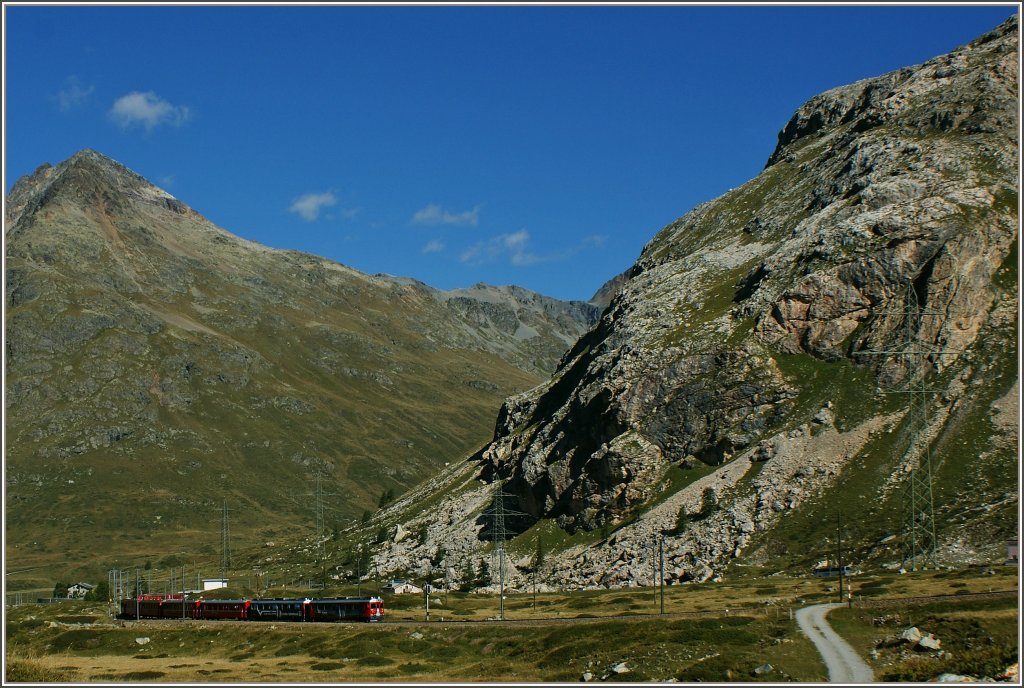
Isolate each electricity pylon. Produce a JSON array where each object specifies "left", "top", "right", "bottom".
[
  {"left": 480, "top": 480, "right": 527, "bottom": 620},
  {"left": 856, "top": 281, "right": 959, "bottom": 571},
  {"left": 220, "top": 500, "right": 231, "bottom": 580}
]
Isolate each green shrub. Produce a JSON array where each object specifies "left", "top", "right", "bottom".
[
  {"left": 356, "top": 655, "right": 393, "bottom": 667},
  {"left": 310, "top": 662, "right": 346, "bottom": 671}
]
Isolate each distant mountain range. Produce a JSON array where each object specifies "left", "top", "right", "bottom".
[{"left": 4, "top": 149, "right": 599, "bottom": 582}]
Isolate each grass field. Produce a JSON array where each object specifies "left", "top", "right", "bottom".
[
  {"left": 6, "top": 567, "right": 1017, "bottom": 682},
  {"left": 6, "top": 605, "right": 823, "bottom": 682},
  {"left": 828, "top": 595, "right": 1019, "bottom": 681}
]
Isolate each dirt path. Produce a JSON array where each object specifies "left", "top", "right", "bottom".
[{"left": 795, "top": 603, "right": 873, "bottom": 683}]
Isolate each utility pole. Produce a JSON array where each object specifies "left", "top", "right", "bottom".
[
  {"left": 837, "top": 512, "right": 844, "bottom": 604},
  {"left": 315, "top": 473, "right": 325, "bottom": 580},
  {"left": 652, "top": 542, "right": 658, "bottom": 608},
  {"left": 659, "top": 535, "right": 665, "bottom": 615},
  {"left": 356, "top": 545, "right": 363, "bottom": 596},
  {"left": 532, "top": 568, "right": 537, "bottom": 612}
]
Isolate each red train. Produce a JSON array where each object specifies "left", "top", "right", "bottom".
[{"left": 120, "top": 595, "right": 384, "bottom": 622}]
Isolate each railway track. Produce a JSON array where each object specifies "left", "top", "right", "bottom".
[{"left": 115, "top": 589, "right": 1016, "bottom": 629}]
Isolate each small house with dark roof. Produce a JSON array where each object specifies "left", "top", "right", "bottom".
[
  {"left": 67, "top": 582, "right": 95, "bottom": 598},
  {"left": 382, "top": 579, "right": 422, "bottom": 594}
]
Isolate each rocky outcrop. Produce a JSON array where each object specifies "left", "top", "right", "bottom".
[
  {"left": 366, "top": 18, "right": 1018, "bottom": 588},
  {"left": 588, "top": 267, "right": 638, "bottom": 310},
  {"left": 478, "top": 16, "right": 1017, "bottom": 531}
]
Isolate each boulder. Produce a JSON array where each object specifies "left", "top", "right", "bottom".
[
  {"left": 606, "top": 662, "right": 630, "bottom": 677},
  {"left": 900, "top": 626, "right": 923, "bottom": 644},
  {"left": 812, "top": 406, "right": 834, "bottom": 425},
  {"left": 995, "top": 663, "right": 1019, "bottom": 681}
]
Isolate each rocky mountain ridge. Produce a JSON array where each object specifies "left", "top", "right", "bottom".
[
  {"left": 4, "top": 149, "right": 598, "bottom": 575},
  {"left": 361, "top": 17, "right": 1018, "bottom": 590}
]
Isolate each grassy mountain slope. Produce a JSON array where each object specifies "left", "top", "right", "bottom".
[{"left": 4, "top": 150, "right": 598, "bottom": 585}]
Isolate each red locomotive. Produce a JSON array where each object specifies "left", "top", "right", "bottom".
[{"left": 305, "top": 597, "right": 385, "bottom": 622}]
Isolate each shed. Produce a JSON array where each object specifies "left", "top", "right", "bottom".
[{"left": 382, "top": 580, "right": 422, "bottom": 594}]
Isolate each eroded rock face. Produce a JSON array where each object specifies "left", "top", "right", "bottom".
[{"left": 476, "top": 18, "right": 1018, "bottom": 537}]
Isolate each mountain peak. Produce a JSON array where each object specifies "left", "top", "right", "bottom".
[
  {"left": 6, "top": 149, "right": 189, "bottom": 232},
  {"left": 68, "top": 147, "right": 114, "bottom": 164},
  {"left": 62, "top": 148, "right": 166, "bottom": 195}
]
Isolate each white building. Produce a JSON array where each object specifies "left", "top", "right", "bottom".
[
  {"left": 66, "top": 582, "right": 95, "bottom": 598},
  {"left": 382, "top": 579, "right": 422, "bottom": 594},
  {"left": 201, "top": 578, "right": 228, "bottom": 591}
]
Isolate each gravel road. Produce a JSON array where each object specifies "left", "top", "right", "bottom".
[{"left": 795, "top": 603, "right": 874, "bottom": 683}]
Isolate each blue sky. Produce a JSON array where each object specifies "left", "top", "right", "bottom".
[{"left": 3, "top": 4, "right": 1018, "bottom": 302}]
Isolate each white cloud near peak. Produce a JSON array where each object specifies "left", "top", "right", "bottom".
[
  {"left": 56, "top": 75, "right": 95, "bottom": 112},
  {"left": 108, "top": 91, "right": 192, "bottom": 131},
  {"left": 289, "top": 192, "right": 337, "bottom": 222},
  {"left": 411, "top": 203, "right": 481, "bottom": 227}
]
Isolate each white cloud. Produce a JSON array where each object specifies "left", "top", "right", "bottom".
[
  {"left": 108, "top": 91, "right": 192, "bottom": 131},
  {"left": 460, "top": 230, "right": 607, "bottom": 267},
  {"left": 422, "top": 239, "right": 445, "bottom": 254},
  {"left": 411, "top": 203, "right": 481, "bottom": 227},
  {"left": 289, "top": 192, "right": 337, "bottom": 221},
  {"left": 56, "top": 76, "right": 95, "bottom": 111},
  {"left": 460, "top": 229, "right": 539, "bottom": 266}
]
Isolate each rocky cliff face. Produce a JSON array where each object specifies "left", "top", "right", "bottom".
[
  {"left": 588, "top": 267, "right": 637, "bottom": 310},
  {"left": 364, "top": 18, "right": 1018, "bottom": 590},
  {"left": 4, "top": 150, "right": 597, "bottom": 572}
]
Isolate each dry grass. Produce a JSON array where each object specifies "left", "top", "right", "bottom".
[{"left": 6, "top": 567, "right": 1016, "bottom": 683}]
